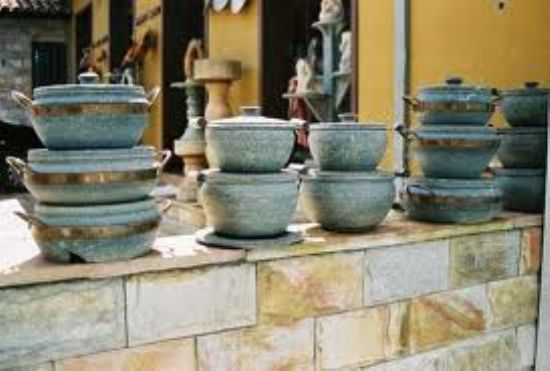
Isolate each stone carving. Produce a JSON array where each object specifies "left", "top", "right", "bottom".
[
  {"left": 295, "top": 59, "right": 321, "bottom": 94},
  {"left": 339, "top": 31, "right": 352, "bottom": 73},
  {"left": 319, "top": 0, "right": 344, "bottom": 23},
  {"left": 183, "top": 39, "right": 205, "bottom": 80}
]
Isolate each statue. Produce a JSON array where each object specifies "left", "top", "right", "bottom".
[
  {"left": 183, "top": 39, "right": 205, "bottom": 80},
  {"left": 319, "top": 0, "right": 344, "bottom": 23},
  {"left": 339, "top": 31, "right": 352, "bottom": 73},
  {"left": 295, "top": 59, "right": 321, "bottom": 94}
]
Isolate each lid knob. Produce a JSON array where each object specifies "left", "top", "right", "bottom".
[
  {"left": 525, "top": 81, "right": 540, "bottom": 89},
  {"left": 240, "top": 106, "right": 262, "bottom": 116},
  {"left": 446, "top": 77, "right": 463, "bottom": 86},
  {"left": 78, "top": 72, "right": 100, "bottom": 84},
  {"left": 338, "top": 113, "right": 358, "bottom": 122}
]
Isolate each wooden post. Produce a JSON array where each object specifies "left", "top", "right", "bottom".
[{"left": 535, "top": 95, "right": 550, "bottom": 370}]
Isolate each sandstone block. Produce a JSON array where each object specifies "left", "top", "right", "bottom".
[
  {"left": 488, "top": 276, "right": 538, "bottom": 329},
  {"left": 520, "top": 228, "right": 542, "bottom": 275}
]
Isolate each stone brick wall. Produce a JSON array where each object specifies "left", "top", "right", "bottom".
[
  {"left": 0, "top": 18, "right": 69, "bottom": 126},
  {"left": 0, "top": 223, "right": 541, "bottom": 370}
]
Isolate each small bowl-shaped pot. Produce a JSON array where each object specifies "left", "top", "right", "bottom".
[
  {"left": 493, "top": 168, "right": 545, "bottom": 213},
  {"left": 404, "top": 77, "right": 496, "bottom": 126},
  {"left": 16, "top": 198, "right": 163, "bottom": 263},
  {"left": 206, "top": 107, "right": 296, "bottom": 173},
  {"left": 501, "top": 82, "right": 549, "bottom": 127},
  {"left": 300, "top": 171, "right": 395, "bottom": 232},
  {"left": 397, "top": 125, "right": 500, "bottom": 178},
  {"left": 309, "top": 122, "right": 387, "bottom": 171},
  {"left": 199, "top": 170, "right": 299, "bottom": 238},
  {"left": 497, "top": 127, "right": 547, "bottom": 169},
  {"left": 403, "top": 178, "right": 502, "bottom": 224},
  {"left": 11, "top": 72, "right": 160, "bottom": 150}
]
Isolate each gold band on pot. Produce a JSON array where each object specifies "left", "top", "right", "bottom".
[
  {"left": 32, "top": 103, "right": 148, "bottom": 117},
  {"left": 413, "top": 139, "right": 499, "bottom": 149},
  {"left": 413, "top": 101, "right": 495, "bottom": 113},
  {"left": 26, "top": 168, "right": 158, "bottom": 186},
  {"left": 32, "top": 219, "right": 160, "bottom": 243}
]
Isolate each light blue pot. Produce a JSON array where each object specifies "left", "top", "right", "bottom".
[
  {"left": 493, "top": 168, "right": 545, "bottom": 213},
  {"left": 501, "top": 82, "right": 549, "bottom": 127}
]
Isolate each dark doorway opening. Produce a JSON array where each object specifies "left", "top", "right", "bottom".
[
  {"left": 32, "top": 42, "right": 68, "bottom": 88},
  {"left": 75, "top": 5, "right": 92, "bottom": 74},
  {"left": 110, "top": 0, "right": 135, "bottom": 70}
]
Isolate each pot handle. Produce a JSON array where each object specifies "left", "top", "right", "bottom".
[
  {"left": 406, "top": 184, "right": 435, "bottom": 197},
  {"left": 525, "top": 81, "right": 540, "bottom": 89},
  {"left": 155, "top": 150, "right": 172, "bottom": 174},
  {"left": 6, "top": 156, "right": 28, "bottom": 179},
  {"left": 155, "top": 199, "right": 173, "bottom": 214},
  {"left": 403, "top": 96, "right": 419, "bottom": 110},
  {"left": 11, "top": 91, "right": 33, "bottom": 111},
  {"left": 146, "top": 87, "right": 161, "bottom": 109},
  {"left": 395, "top": 124, "right": 418, "bottom": 140},
  {"left": 14, "top": 211, "right": 47, "bottom": 228}
]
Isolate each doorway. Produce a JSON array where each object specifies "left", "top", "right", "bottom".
[
  {"left": 75, "top": 5, "right": 92, "bottom": 74},
  {"left": 110, "top": 0, "right": 134, "bottom": 71}
]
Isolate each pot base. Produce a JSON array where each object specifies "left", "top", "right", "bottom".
[{"left": 196, "top": 228, "right": 303, "bottom": 250}]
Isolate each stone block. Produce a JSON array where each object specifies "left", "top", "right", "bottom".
[
  {"left": 517, "top": 324, "right": 537, "bottom": 369},
  {"left": 407, "top": 286, "right": 490, "bottom": 353},
  {"left": 520, "top": 228, "right": 542, "bottom": 275},
  {"left": 126, "top": 264, "right": 256, "bottom": 346},
  {"left": 316, "top": 303, "right": 409, "bottom": 370},
  {"left": 0, "top": 279, "right": 126, "bottom": 369},
  {"left": 258, "top": 253, "right": 363, "bottom": 324},
  {"left": 450, "top": 231, "right": 520, "bottom": 288},
  {"left": 198, "top": 319, "right": 314, "bottom": 371},
  {"left": 364, "top": 240, "right": 449, "bottom": 305},
  {"left": 488, "top": 276, "right": 538, "bottom": 329},
  {"left": 2, "top": 363, "right": 54, "bottom": 371},
  {"left": 55, "top": 339, "right": 195, "bottom": 371}
]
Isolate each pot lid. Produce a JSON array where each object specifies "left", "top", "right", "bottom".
[
  {"left": 493, "top": 168, "right": 546, "bottom": 177},
  {"left": 28, "top": 146, "right": 156, "bottom": 163},
  {"left": 303, "top": 170, "right": 394, "bottom": 182},
  {"left": 497, "top": 127, "right": 548, "bottom": 135},
  {"left": 201, "top": 169, "right": 298, "bottom": 184},
  {"left": 408, "top": 177, "right": 497, "bottom": 190},
  {"left": 33, "top": 72, "right": 147, "bottom": 103},
  {"left": 209, "top": 106, "right": 294, "bottom": 128},
  {"left": 418, "top": 77, "right": 492, "bottom": 95},
  {"left": 35, "top": 197, "right": 157, "bottom": 217},
  {"left": 502, "top": 81, "right": 550, "bottom": 96}
]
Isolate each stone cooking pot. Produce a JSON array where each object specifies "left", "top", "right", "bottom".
[
  {"left": 501, "top": 82, "right": 549, "bottom": 127},
  {"left": 493, "top": 168, "right": 545, "bottom": 213},
  {"left": 199, "top": 170, "right": 299, "bottom": 238},
  {"left": 404, "top": 77, "right": 497, "bottom": 126},
  {"left": 206, "top": 106, "right": 297, "bottom": 173},
  {"left": 397, "top": 125, "right": 500, "bottom": 179},
  {"left": 497, "top": 127, "right": 547, "bottom": 168},
  {"left": 309, "top": 119, "right": 387, "bottom": 171},
  {"left": 15, "top": 198, "right": 167, "bottom": 263},
  {"left": 403, "top": 178, "right": 502, "bottom": 224},
  {"left": 12, "top": 72, "right": 160, "bottom": 149},
  {"left": 6, "top": 148, "right": 171, "bottom": 205},
  {"left": 300, "top": 171, "right": 395, "bottom": 232}
]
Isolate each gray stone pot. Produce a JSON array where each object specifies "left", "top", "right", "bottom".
[
  {"left": 497, "top": 127, "right": 547, "bottom": 169},
  {"left": 403, "top": 178, "right": 502, "bottom": 224},
  {"left": 493, "top": 168, "right": 545, "bottom": 213},
  {"left": 309, "top": 122, "right": 387, "bottom": 171},
  {"left": 397, "top": 125, "right": 500, "bottom": 179},
  {"left": 300, "top": 171, "right": 395, "bottom": 232},
  {"left": 199, "top": 170, "right": 299, "bottom": 238},
  {"left": 501, "top": 82, "right": 549, "bottom": 127},
  {"left": 11, "top": 72, "right": 160, "bottom": 150},
  {"left": 206, "top": 107, "right": 297, "bottom": 173}
]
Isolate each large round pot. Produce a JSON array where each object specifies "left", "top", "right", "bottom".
[
  {"left": 497, "top": 127, "right": 547, "bottom": 168},
  {"left": 501, "top": 82, "right": 549, "bottom": 127},
  {"left": 397, "top": 125, "right": 500, "bottom": 178},
  {"left": 403, "top": 178, "right": 502, "bottom": 224},
  {"left": 300, "top": 171, "right": 395, "bottom": 232},
  {"left": 404, "top": 77, "right": 496, "bottom": 126},
  {"left": 199, "top": 170, "right": 299, "bottom": 238},
  {"left": 6, "top": 148, "right": 170, "bottom": 205},
  {"left": 11, "top": 72, "right": 160, "bottom": 149},
  {"left": 16, "top": 198, "right": 164, "bottom": 263},
  {"left": 206, "top": 106, "right": 296, "bottom": 173},
  {"left": 493, "top": 168, "right": 545, "bottom": 213},
  {"left": 309, "top": 122, "right": 387, "bottom": 171}
]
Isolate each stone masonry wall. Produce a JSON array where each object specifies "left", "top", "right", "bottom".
[
  {"left": 0, "top": 225, "right": 541, "bottom": 370},
  {"left": 0, "top": 18, "right": 68, "bottom": 126}
]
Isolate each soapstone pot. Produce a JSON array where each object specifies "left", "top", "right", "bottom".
[
  {"left": 497, "top": 127, "right": 547, "bottom": 169},
  {"left": 493, "top": 168, "right": 545, "bottom": 213},
  {"left": 501, "top": 82, "right": 549, "bottom": 127}
]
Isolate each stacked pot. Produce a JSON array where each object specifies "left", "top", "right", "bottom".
[
  {"left": 493, "top": 82, "right": 548, "bottom": 213},
  {"left": 400, "top": 77, "right": 503, "bottom": 224},
  {"left": 197, "top": 107, "right": 301, "bottom": 246},
  {"left": 300, "top": 115, "right": 395, "bottom": 232},
  {"left": 8, "top": 72, "right": 168, "bottom": 263}
]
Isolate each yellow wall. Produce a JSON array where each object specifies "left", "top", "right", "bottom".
[{"left": 208, "top": 0, "right": 260, "bottom": 110}]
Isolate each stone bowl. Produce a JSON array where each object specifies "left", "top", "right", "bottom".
[
  {"left": 403, "top": 178, "right": 502, "bottom": 224},
  {"left": 493, "top": 168, "right": 545, "bottom": 213},
  {"left": 300, "top": 171, "right": 395, "bottom": 232},
  {"left": 497, "top": 127, "right": 547, "bottom": 169},
  {"left": 199, "top": 170, "right": 299, "bottom": 238},
  {"left": 309, "top": 123, "right": 387, "bottom": 171}
]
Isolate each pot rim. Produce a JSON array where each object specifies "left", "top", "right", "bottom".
[
  {"left": 28, "top": 146, "right": 157, "bottom": 163},
  {"left": 497, "top": 127, "right": 548, "bottom": 135},
  {"left": 310, "top": 122, "right": 387, "bottom": 131},
  {"left": 416, "top": 77, "right": 492, "bottom": 95},
  {"left": 35, "top": 197, "right": 158, "bottom": 215},
  {"left": 207, "top": 123, "right": 298, "bottom": 130},
  {"left": 493, "top": 168, "right": 546, "bottom": 177},
  {"left": 301, "top": 170, "right": 394, "bottom": 182},
  {"left": 201, "top": 170, "right": 299, "bottom": 184},
  {"left": 407, "top": 177, "right": 497, "bottom": 190}
]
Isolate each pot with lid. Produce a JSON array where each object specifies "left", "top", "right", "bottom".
[
  {"left": 11, "top": 72, "right": 160, "bottom": 149},
  {"left": 501, "top": 82, "right": 549, "bottom": 127},
  {"left": 404, "top": 77, "right": 497, "bottom": 126}
]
